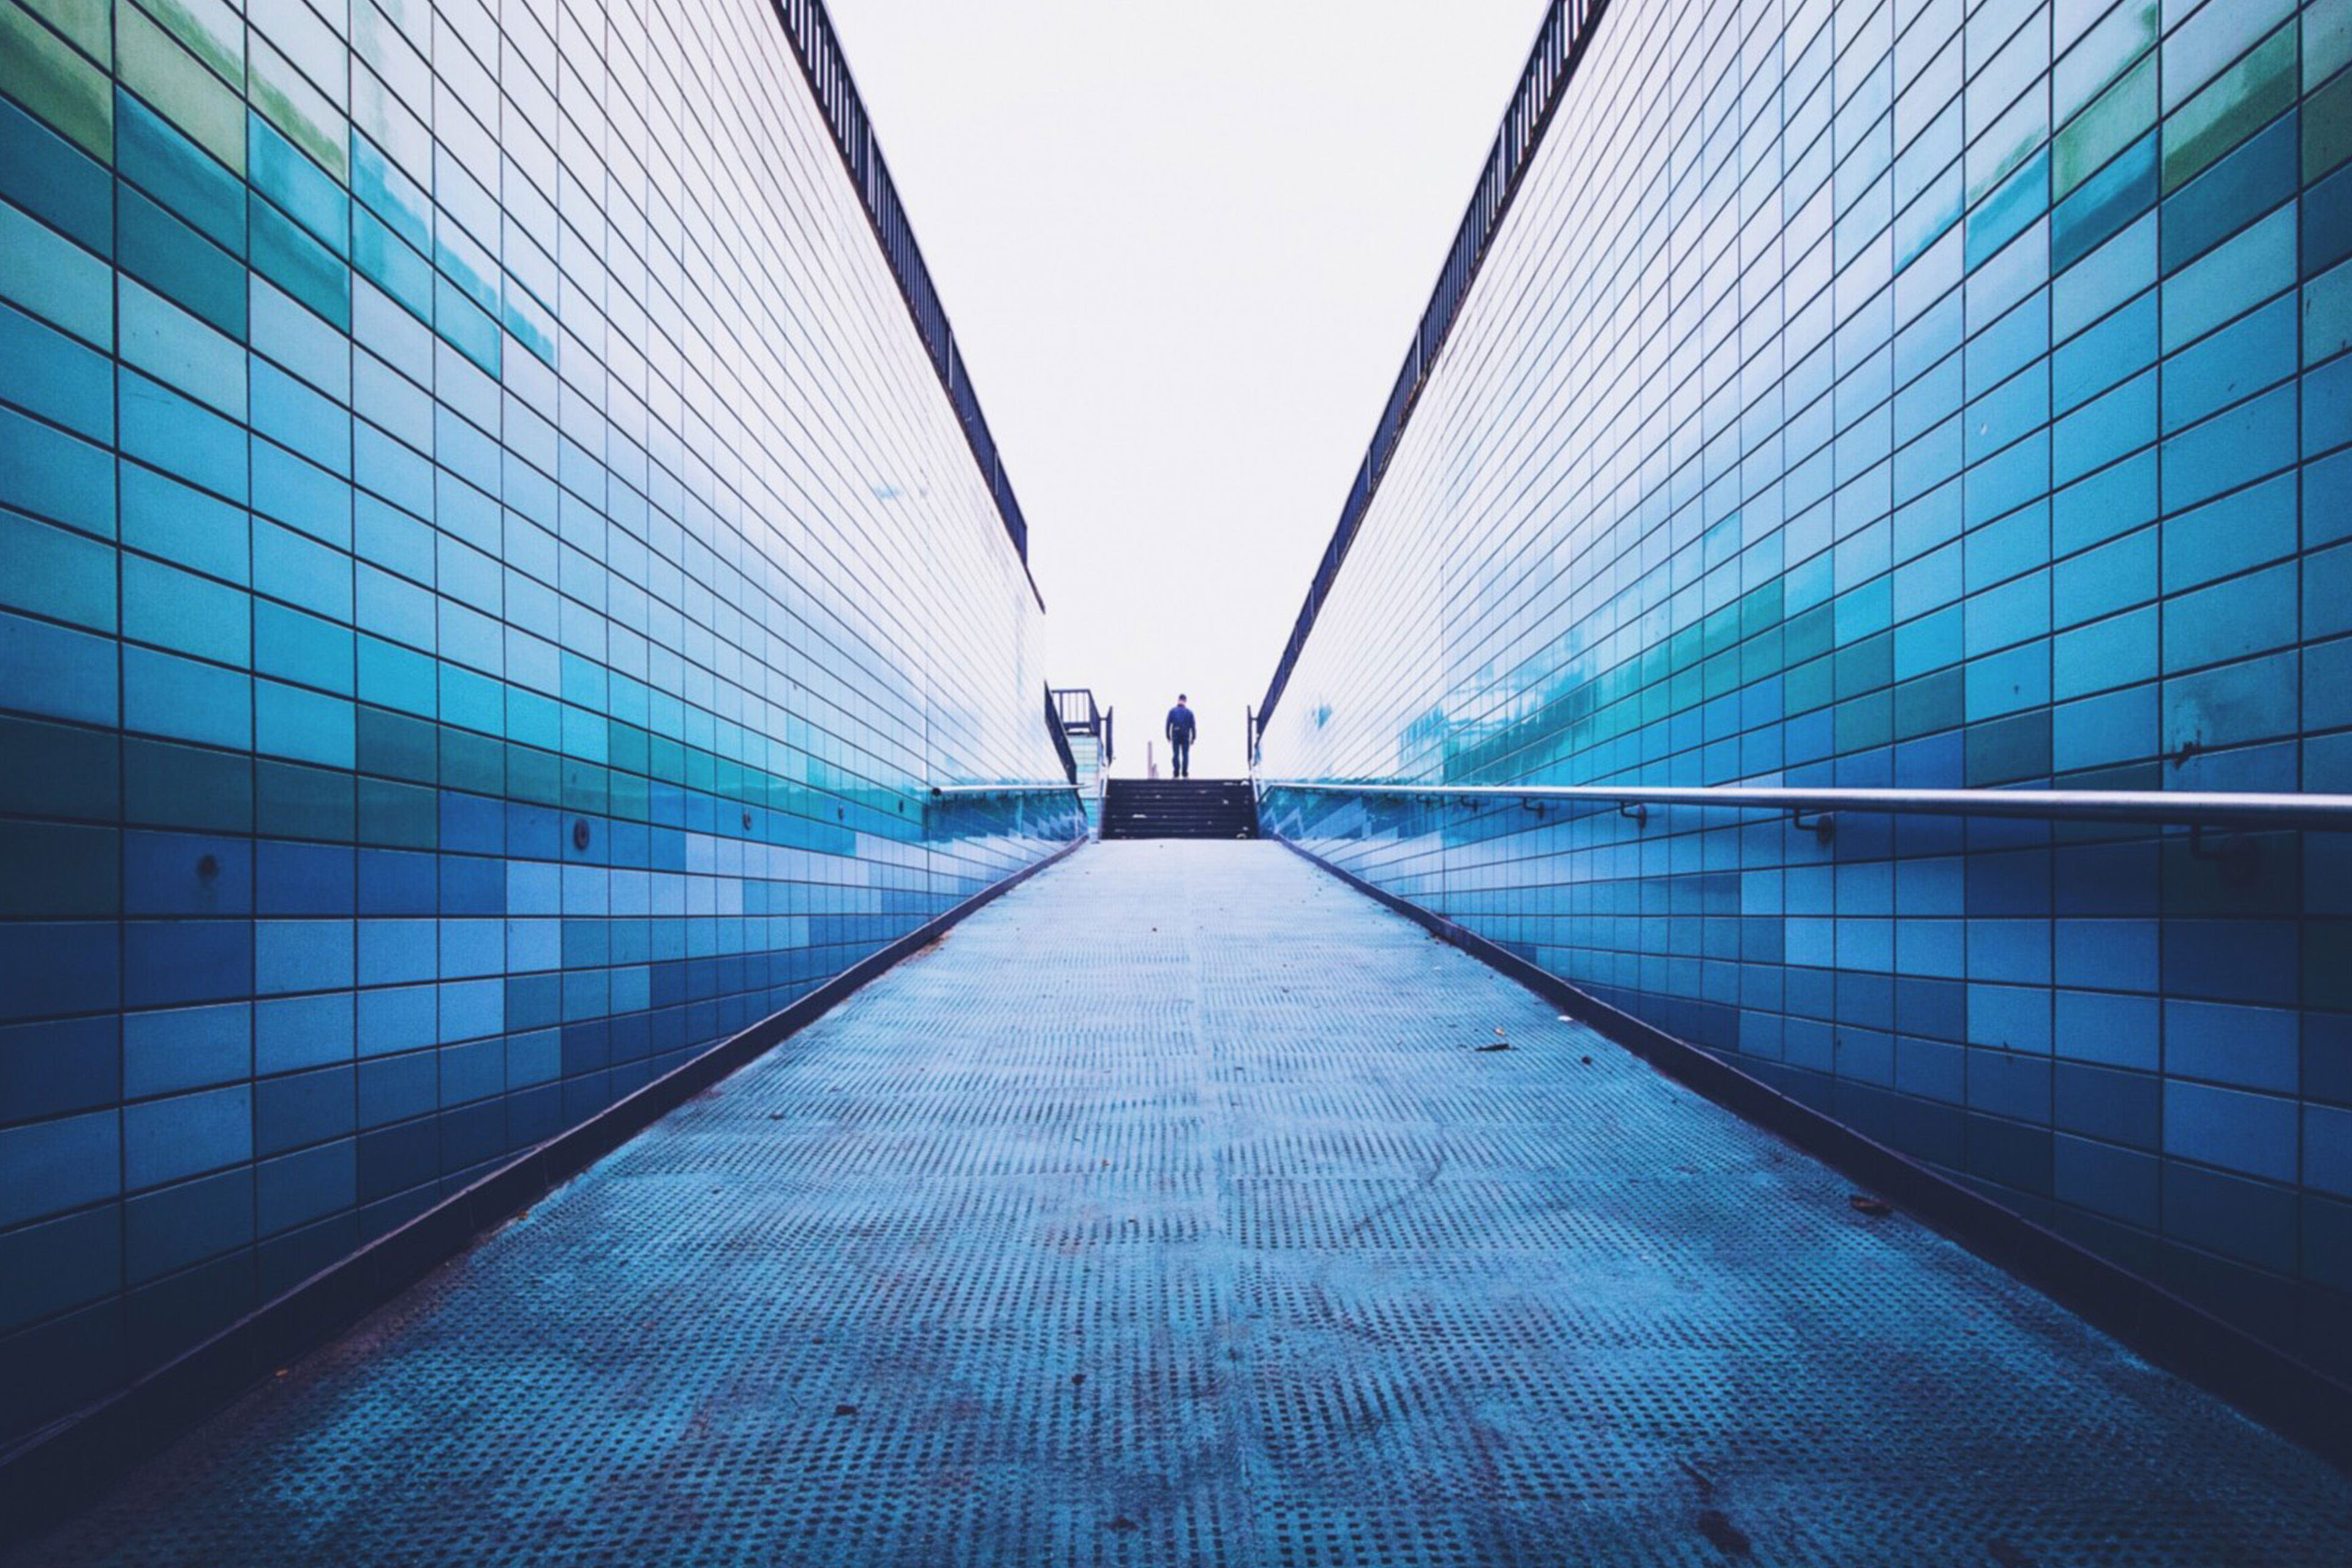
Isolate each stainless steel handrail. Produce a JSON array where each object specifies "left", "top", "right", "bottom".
[
  {"left": 930, "top": 783, "right": 1084, "bottom": 799},
  {"left": 1258, "top": 781, "right": 2352, "bottom": 832}
]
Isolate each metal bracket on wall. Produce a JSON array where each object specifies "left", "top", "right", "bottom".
[
  {"left": 1618, "top": 801, "right": 1649, "bottom": 824},
  {"left": 2187, "top": 823, "right": 2260, "bottom": 868},
  {"left": 1790, "top": 809, "right": 1836, "bottom": 841}
]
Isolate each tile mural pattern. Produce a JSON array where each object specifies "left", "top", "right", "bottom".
[
  {"left": 1262, "top": 0, "right": 2352, "bottom": 1369},
  {"left": 0, "top": 0, "right": 1077, "bottom": 1440}
]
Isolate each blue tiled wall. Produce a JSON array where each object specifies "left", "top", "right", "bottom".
[
  {"left": 1262, "top": 0, "right": 2352, "bottom": 1368},
  {"left": 0, "top": 0, "right": 1077, "bottom": 1442}
]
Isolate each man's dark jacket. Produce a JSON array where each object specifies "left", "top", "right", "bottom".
[{"left": 1166, "top": 704, "right": 1196, "bottom": 742}]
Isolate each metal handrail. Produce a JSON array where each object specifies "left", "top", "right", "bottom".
[
  {"left": 1258, "top": 781, "right": 2352, "bottom": 832},
  {"left": 930, "top": 783, "right": 1083, "bottom": 800},
  {"left": 1049, "top": 687, "right": 1101, "bottom": 731},
  {"left": 1048, "top": 687, "right": 1114, "bottom": 767}
]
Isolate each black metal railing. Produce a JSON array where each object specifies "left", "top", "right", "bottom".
[
  {"left": 1049, "top": 687, "right": 1114, "bottom": 766},
  {"left": 767, "top": 0, "right": 1031, "bottom": 564},
  {"left": 1257, "top": 0, "right": 1615, "bottom": 729}
]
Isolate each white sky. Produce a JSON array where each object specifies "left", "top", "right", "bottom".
[{"left": 824, "top": 0, "right": 1549, "bottom": 778}]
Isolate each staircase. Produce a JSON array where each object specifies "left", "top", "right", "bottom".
[
  {"left": 1049, "top": 687, "right": 1115, "bottom": 838},
  {"left": 1102, "top": 778, "right": 1259, "bottom": 839}
]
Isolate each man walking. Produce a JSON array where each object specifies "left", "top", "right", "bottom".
[{"left": 1165, "top": 694, "right": 1197, "bottom": 779}]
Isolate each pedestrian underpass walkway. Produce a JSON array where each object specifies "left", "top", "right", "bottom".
[{"left": 13, "top": 842, "right": 2352, "bottom": 1567}]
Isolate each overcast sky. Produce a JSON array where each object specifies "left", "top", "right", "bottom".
[{"left": 824, "top": 0, "right": 1548, "bottom": 777}]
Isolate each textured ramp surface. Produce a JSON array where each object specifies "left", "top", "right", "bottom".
[{"left": 13, "top": 842, "right": 2352, "bottom": 1567}]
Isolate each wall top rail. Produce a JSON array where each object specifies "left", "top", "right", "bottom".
[
  {"left": 767, "top": 0, "right": 1035, "bottom": 573},
  {"left": 1257, "top": 0, "right": 1617, "bottom": 728},
  {"left": 1259, "top": 781, "right": 2352, "bottom": 832}
]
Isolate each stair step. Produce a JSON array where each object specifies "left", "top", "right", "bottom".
[
  {"left": 1100, "top": 779, "right": 1259, "bottom": 838},
  {"left": 1099, "top": 775, "right": 1260, "bottom": 839}
]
